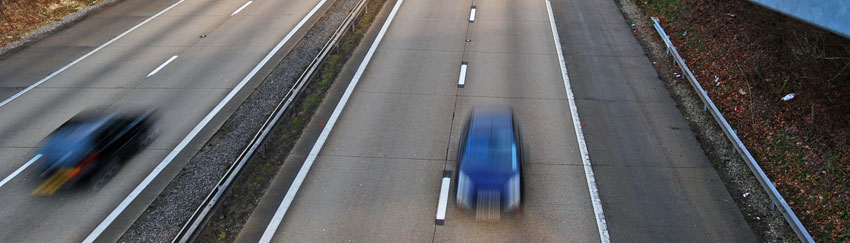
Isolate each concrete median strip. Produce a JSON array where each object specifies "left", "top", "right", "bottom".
[{"left": 170, "top": 0, "right": 371, "bottom": 241}]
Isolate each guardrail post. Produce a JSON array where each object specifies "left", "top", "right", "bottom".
[{"left": 770, "top": 182, "right": 778, "bottom": 211}]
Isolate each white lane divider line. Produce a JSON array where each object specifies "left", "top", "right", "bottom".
[
  {"left": 469, "top": 6, "right": 476, "bottom": 23},
  {"left": 458, "top": 62, "right": 468, "bottom": 87},
  {"left": 82, "top": 0, "right": 331, "bottom": 241},
  {"left": 0, "top": 154, "right": 41, "bottom": 189},
  {"left": 259, "top": 0, "right": 406, "bottom": 241},
  {"left": 545, "top": 0, "right": 610, "bottom": 242},
  {"left": 231, "top": 1, "right": 253, "bottom": 16},
  {"left": 146, "top": 55, "right": 178, "bottom": 78},
  {"left": 436, "top": 170, "right": 452, "bottom": 225},
  {"left": 0, "top": 0, "right": 186, "bottom": 109}
]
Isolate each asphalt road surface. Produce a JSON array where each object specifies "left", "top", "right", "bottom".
[
  {"left": 0, "top": 0, "right": 325, "bottom": 241},
  {"left": 243, "top": 0, "right": 758, "bottom": 242}
]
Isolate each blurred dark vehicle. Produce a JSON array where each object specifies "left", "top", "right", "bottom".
[
  {"left": 456, "top": 105, "right": 524, "bottom": 215},
  {"left": 33, "top": 109, "right": 157, "bottom": 195}
]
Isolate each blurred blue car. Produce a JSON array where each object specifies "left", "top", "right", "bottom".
[
  {"left": 33, "top": 108, "right": 158, "bottom": 195},
  {"left": 456, "top": 105, "right": 523, "bottom": 214}
]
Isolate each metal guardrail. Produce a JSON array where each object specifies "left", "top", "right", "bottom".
[
  {"left": 651, "top": 17, "right": 813, "bottom": 243},
  {"left": 171, "top": 0, "right": 369, "bottom": 242}
]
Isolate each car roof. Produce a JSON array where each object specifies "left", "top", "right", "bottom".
[{"left": 459, "top": 106, "right": 518, "bottom": 176}]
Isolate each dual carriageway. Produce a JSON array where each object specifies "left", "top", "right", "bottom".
[{"left": 0, "top": 0, "right": 756, "bottom": 241}]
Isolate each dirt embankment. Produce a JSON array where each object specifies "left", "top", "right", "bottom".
[
  {"left": 2, "top": 0, "right": 95, "bottom": 45},
  {"left": 0, "top": 0, "right": 113, "bottom": 57},
  {"left": 632, "top": 0, "right": 849, "bottom": 241}
]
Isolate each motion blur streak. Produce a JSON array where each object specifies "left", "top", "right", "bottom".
[{"left": 32, "top": 168, "right": 72, "bottom": 195}]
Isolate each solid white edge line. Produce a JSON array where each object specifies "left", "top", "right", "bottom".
[
  {"left": 231, "top": 1, "right": 253, "bottom": 16},
  {"left": 0, "top": 154, "right": 41, "bottom": 189},
  {"left": 146, "top": 55, "right": 178, "bottom": 78},
  {"left": 82, "top": 0, "right": 330, "bottom": 241},
  {"left": 436, "top": 177, "right": 451, "bottom": 224},
  {"left": 458, "top": 62, "right": 468, "bottom": 87},
  {"left": 469, "top": 7, "right": 476, "bottom": 22},
  {"left": 545, "top": 0, "right": 610, "bottom": 242},
  {"left": 0, "top": 0, "right": 186, "bottom": 109},
  {"left": 258, "top": 0, "right": 405, "bottom": 241}
]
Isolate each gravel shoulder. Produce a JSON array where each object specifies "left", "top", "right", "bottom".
[{"left": 613, "top": 0, "right": 797, "bottom": 242}]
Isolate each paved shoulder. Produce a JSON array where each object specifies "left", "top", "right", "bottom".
[{"left": 550, "top": 0, "right": 757, "bottom": 241}]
